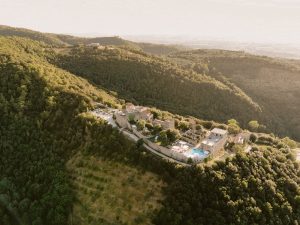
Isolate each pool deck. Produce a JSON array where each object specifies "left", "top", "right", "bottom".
[{"left": 183, "top": 148, "right": 210, "bottom": 161}]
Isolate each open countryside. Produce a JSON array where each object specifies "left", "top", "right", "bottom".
[{"left": 1, "top": 1, "right": 300, "bottom": 225}]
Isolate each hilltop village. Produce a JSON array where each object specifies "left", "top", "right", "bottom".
[{"left": 91, "top": 102, "right": 253, "bottom": 164}]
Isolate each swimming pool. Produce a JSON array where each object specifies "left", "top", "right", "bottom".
[{"left": 191, "top": 148, "right": 209, "bottom": 159}]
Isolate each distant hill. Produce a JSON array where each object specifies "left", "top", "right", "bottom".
[
  {"left": 0, "top": 24, "right": 137, "bottom": 47},
  {"left": 0, "top": 25, "right": 182, "bottom": 55},
  {"left": 169, "top": 49, "right": 300, "bottom": 140},
  {"left": 0, "top": 25, "right": 67, "bottom": 45}
]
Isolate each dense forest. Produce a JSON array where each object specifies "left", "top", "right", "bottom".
[
  {"left": 156, "top": 147, "right": 300, "bottom": 225},
  {"left": 0, "top": 37, "right": 161, "bottom": 224},
  {"left": 0, "top": 35, "right": 299, "bottom": 225},
  {"left": 53, "top": 46, "right": 261, "bottom": 129},
  {"left": 0, "top": 36, "right": 178, "bottom": 225},
  {"left": 168, "top": 49, "right": 300, "bottom": 140}
]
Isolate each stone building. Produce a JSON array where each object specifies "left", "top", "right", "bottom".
[{"left": 200, "top": 128, "right": 228, "bottom": 157}]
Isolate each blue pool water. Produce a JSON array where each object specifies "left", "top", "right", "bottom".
[{"left": 191, "top": 148, "right": 209, "bottom": 158}]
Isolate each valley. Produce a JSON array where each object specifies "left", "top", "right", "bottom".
[{"left": 0, "top": 28, "right": 299, "bottom": 225}]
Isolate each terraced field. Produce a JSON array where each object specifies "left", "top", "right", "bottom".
[{"left": 67, "top": 153, "right": 165, "bottom": 225}]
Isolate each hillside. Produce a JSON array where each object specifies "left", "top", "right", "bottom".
[
  {"left": 168, "top": 50, "right": 300, "bottom": 141},
  {"left": 0, "top": 25, "right": 67, "bottom": 46},
  {"left": 0, "top": 37, "right": 299, "bottom": 225},
  {"left": 0, "top": 37, "right": 167, "bottom": 225},
  {"left": 67, "top": 152, "right": 164, "bottom": 225},
  {"left": 0, "top": 25, "right": 182, "bottom": 55},
  {"left": 156, "top": 146, "right": 300, "bottom": 225},
  {"left": 0, "top": 24, "right": 137, "bottom": 47},
  {"left": 135, "top": 42, "right": 187, "bottom": 55},
  {"left": 2, "top": 25, "right": 262, "bottom": 129},
  {"left": 2, "top": 25, "right": 300, "bottom": 141},
  {"left": 52, "top": 45, "right": 261, "bottom": 129}
]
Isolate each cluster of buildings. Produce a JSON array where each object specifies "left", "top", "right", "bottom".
[
  {"left": 86, "top": 43, "right": 115, "bottom": 50},
  {"left": 91, "top": 101, "right": 254, "bottom": 164},
  {"left": 113, "top": 103, "right": 232, "bottom": 163},
  {"left": 115, "top": 103, "right": 175, "bottom": 130}
]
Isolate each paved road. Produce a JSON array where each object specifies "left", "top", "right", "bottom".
[{"left": 121, "top": 130, "right": 139, "bottom": 142}]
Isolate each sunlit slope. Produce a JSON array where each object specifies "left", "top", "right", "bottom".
[
  {"left": 0, "top": 25, "right": 182, "bottom": 55},
  {"left": 54, "top": 46, "right": 261, "bottom": 128}
]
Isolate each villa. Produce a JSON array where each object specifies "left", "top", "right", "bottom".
[
  {"left": 115, "top": 103, "right": 153, "bottom": 129},
  {"left": 200, "top": 128, "right": 228, "bottom": 157},
  {"left": 87, "top": 43, "right": 100, "bottom": 47},
  {"left": 124, "top": 103, "right": 153, "bottom": 121}
]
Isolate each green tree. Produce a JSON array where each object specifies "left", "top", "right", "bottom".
[
  {"left": 128, "top": 114, "right": 135, "bottom": 124},
  {"left": 282, "top": 137, "right": 297, "bottom": 149},
  {"left": 136, "top": 119, "right": 146, "bottom": 131},
  {"left": 158, "top": 131, "right": 169, "bottom": 146},
  {"left": 249, "top": 133, "right": 257, "bottom": 143},
  {"left": 248, "top": 120, "right": 260, "bottom": 131},
  {"left": 166, "top": 129, "right": 181, "bottom": 143},
  {"left": 177, "top": 121, "right": 190, "bottom": 132}
]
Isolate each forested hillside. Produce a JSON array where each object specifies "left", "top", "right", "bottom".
[
  {"left": 0, "top": 37, "right": 299, "bottom": 225},
  {"left": 0, "top": 37, "right": 167, "bottom": 225},
  {"left": 156, "top": 147, "right": 300, "bottom": 225},
  {"left": 53, "top": 46, "right": 261, "bottom": 128},
  {"left": 168, "top": 50, "right": 300, "bottom": 140},
  {"left": 0, "top": 25, "right": 182, "bottom": 55},
  {"left": 0, "top": 25, "right": 67, "bottom": 46}
]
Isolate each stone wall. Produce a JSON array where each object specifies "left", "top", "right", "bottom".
[
  {"left": 132, "top": 129, "right": 197, "bottom": 163},
  {"left": 132, "top": 129, "right": 144, "bottom": 139},
  {"left": 143, "top": 139, "right": 189, "bottom": 163}
]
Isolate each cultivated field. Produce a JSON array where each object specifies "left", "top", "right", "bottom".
[{"left": 67, "top": 152, "right": 165, "bottom": 225}]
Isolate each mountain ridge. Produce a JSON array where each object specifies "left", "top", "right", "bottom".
[{"left": 0, "top": 36, "right": 299, "bottom": 225}]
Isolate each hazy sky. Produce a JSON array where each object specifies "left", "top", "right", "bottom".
[{"left": 1, "top": 0, "right": 300, "bottom": 44}]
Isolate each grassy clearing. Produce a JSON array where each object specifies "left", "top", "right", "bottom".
[{"left": 66, "top": 152, "right": 164, "bottom": 225}]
